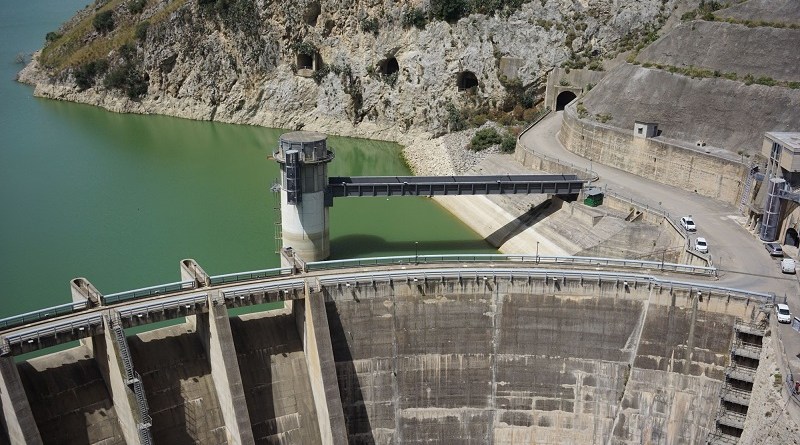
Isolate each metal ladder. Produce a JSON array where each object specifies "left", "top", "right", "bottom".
[
  {"left": 738, "top": 166, "right": 757, "bottom": 213},
  {"left": 109, "top": 314, "right": 153, "bottom": 445}
]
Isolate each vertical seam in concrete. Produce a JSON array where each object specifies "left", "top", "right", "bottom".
[
  {"left": 391, "top": 279, "right": 401, "bottom": 443},
  {"left": 607, "top": 286, "right": 651, "bottom": 445},
  {"left": 486, "top": 279, "right": 501, "bottom": 445},
  {"left": 685, "top": 293, "right": 698, "bottom": 376}
]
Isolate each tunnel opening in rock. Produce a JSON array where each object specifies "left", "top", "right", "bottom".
[
  {"left": 556, "top": 90, "right": 577, "bottom": 111},
  {"left": 297, "top": 53, "right": 314, "bottom": 71},
  {"left": 457, "top": 71, "right": 479, "bottom": 91},
  {"left": 786, "top": 227, "right": 799, "bottom": 247},
  {"left": 377, "top": 57, "right": 399, "bottom": 76}
]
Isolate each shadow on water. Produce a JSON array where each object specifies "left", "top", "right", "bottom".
[
  {"left": 330, "top": 234, "right": 494, "bottom": 259},
  {"left": 325, "top": 302, "right": 376, "bottom": 444}
]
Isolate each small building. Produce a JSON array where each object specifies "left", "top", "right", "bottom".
[
  {"left": 762, "top": 132, "right": 800, "bottom": 183},
  {"left": 633, "top": 121, "right": 658, "bottom": 139},
  {"left": 584, "top": 188, "right": 604, "bottom": 207}
]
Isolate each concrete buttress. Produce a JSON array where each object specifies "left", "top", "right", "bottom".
[
  {"left": 194, "top": 294, "right": 255, "bottom": 445},
  {"left": 0, "top": 356, "right": 42, "bottom": 444},
  {"left": 294, "top": 284, "right": 348, "bottom": 444}
]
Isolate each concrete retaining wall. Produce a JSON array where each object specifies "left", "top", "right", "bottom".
[{"left": 559, "top": 105, "right": 748, "bottom": 206}]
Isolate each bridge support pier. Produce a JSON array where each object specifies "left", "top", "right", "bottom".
[{"left": 0, "top": 356, "right": 42, "bottom": 444}]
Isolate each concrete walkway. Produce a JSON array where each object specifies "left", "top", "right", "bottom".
[{"left": 519, "top": 111, "right": 800, "bottom": 379}]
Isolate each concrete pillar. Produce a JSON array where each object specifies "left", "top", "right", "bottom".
[
  {"left": 70, "top": 277, "right": 102, "bottom": 307},
  {"left": 180, "top": 259, "right": 209, "bottom": 287},
  {"left": 0, "top": 356, "right": 42, "bottom": 445},
  {"left": 91, "top": 316, "right": 141, "bottom": 445},
  {"left": 294, "top": 284, "right": 348, "bottom": 444},
  {"left": 194, "top": 295, "right": 254, "bottom": 445}
]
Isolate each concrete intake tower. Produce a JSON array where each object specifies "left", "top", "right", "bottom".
[{"left": 273, "top": 131, "right": 335, "bottom": 262}]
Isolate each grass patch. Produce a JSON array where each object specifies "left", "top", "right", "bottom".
[{"left": 41, "top": 0, "right": 188, "bottom": 71}]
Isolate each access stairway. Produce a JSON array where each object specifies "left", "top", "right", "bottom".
[{"left": 706, "top": 319, "right": 765, "bottom": 444}]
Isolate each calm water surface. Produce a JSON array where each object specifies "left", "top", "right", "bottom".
[{"left": 0, "top": 1, "right": 493, "bottom": 318}]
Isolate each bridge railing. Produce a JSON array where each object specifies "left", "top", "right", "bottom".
[
  {"left": 103, "top": 280, "right": 196, "bottom": 305},
  {"left": 305, "top": 254, "right": 716, "bottom": 276},
  {"left": 208, "top": 267, "right": 292, "bottom": 285},
  {"left": 0, "top": 301, "right": 89, "bottom": 331}
]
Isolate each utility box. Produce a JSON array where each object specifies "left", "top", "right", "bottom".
[{"left": 584, "top": 188, "right": 604, "bottom": 207}]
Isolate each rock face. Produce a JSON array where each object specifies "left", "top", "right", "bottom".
[{"left": 21, "top": 0, "right": 674, "bottom": 167}]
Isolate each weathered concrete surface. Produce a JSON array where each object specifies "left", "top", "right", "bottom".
[
  {"left": 91, "top": 318, "right": 141, "bottom": 445},
  {"left": 559, "top": 94, "right": 750, "bottom": 205},
  {"left": 0, "top": 356, "right": 41, "bottom": 445},
  {"left": 17, "top": 345, "right": 124, "bottom": 445},
  {"left": 637, "top": 21, "right": 800, "bottom": 82},
  {"left": 297, "top": 293, "right": 349, "bottom": 444},
  {"left": 324, "top": 278, "right": 752, "bottom": 444},
  {"left": 229, "top": 310, "right": 322, "bottom": 444},
  {"left": 195, "top": 301, "right": 255, "bottom": 445},
  {"left": 128, "top": 324, "right": 229, "bottom": 444}
]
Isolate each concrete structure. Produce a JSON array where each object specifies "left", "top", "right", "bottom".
[
  {"left": 633, "top": 121, "right": 658, "bottom": 139},
  {"left": 559, "top": 104, "right": 749, "bottom": 206},
  {"left": 274, "top": 131, "right": 335, "bottom": 263},
  {"left": 543, "top": 67, "right": 606, "bottom": 112},
  {"left": 0, "top": 258, "right": 774, "bottom": 444}
]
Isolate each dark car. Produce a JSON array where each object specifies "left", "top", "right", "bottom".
[{"left": 765, "top": 242, "right": 784, "bottom": 257}]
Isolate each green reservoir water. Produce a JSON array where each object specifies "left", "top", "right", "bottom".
[{"left": 0, "top": 1, "right": 494, "bottom": 319}]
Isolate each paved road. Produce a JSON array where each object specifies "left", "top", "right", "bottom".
[{"left": 520, "top": 111, "right": 800, "bottom": 375}]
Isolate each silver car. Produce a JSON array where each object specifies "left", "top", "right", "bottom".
[{"left": 765, "top": 242, "right": 784, "bottom": 257}]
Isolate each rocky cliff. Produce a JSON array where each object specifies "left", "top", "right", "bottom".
[{"left": 20, "top": 0, "right": 675, "bottom": 172}]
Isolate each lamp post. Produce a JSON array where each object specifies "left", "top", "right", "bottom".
[
  {"left": 536, "top": 241, "right": 540, "bottom": 264},
  {"left": 415, "top": 241, "right": 419, "bottom": 265}
]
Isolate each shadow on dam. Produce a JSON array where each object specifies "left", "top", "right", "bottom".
[{"left": 325, "top": 303, "right": 375, "bottom": 444}]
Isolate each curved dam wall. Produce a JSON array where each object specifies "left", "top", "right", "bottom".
[
  {"left": 558, "top": 104, "right": 747, "bottom": 206},
  {"left": 1, "top": 269, "right": 762, "bottom": 444},
  {"left": 322, "top": 275, "right": 756, "bottom": 444}
]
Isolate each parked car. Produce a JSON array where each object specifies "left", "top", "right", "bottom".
[
  {"left": 680, "top": 216, "right": 696, "bottom": 232},
  {"left": 776, "top": 303, "right": 792, "bottom": 323},
  {"left": 781, "top": 258, "right": 796, "bottom": 274},
  {"left": 694, "top": 237, "right": 708, "bottom": 253},
  {"left": 765, "top": 242, "right": 784, "bottom": 257}
]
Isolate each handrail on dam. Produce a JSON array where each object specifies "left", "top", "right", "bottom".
[
  {"left": 305, "top": 254, "right": 717, "bottom": 276},
  {"left": 0, "top": 300, "right": 89, "bottom": 330},
  {"left": 0, "top": 264, "right": 774, "bottom": 357},
  {"left": 103, "top": 280, "right": 197, "bottom": 305},
  {"left": 208, "top": 267, "right": 293, "bottom": 285}
]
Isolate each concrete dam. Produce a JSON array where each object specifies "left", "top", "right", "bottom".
[{"left": 0, "top": 258, "right": 770, "bottom": 444}]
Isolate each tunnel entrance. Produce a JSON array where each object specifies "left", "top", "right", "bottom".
[
  {"left": 556, "top": 91, "right": 577, "bottom": 111},
  {"left": 457, "top": 71, "right": 478, "bottom": 91},
  {"left": 304, "top": 1, "right": 321, "bottom": 26},
  {"left": 377, "top": 57, "right": 399, "bottom": 76},
  {"left": 786, "top": 228, "right": 799, "bottom": 247},
  {"left": 297, "top": 53, "right": 314, "bottom": 70}
]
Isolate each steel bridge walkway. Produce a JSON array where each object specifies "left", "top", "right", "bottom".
[{"left": 326, "top": 174, "right": 585, "bottom": 201}]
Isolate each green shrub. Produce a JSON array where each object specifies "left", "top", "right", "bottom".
[
  {"left": 576, "top": 102, "right": 588, "bottom": 118},
  {"left": 470, "top": 128, "right": 502, "bottom": 151},
  {"left": 74, "top": 59, "right": 109, "bottom": 90},
  {"left": 135, "top": 21, "right": 150, "bottom": 41},
  {"left": 788, "top": 82, "right": 800, "bottom": 89},
  {"left": 430, "top": 0, "right": 467, "bottom": 23},
  {"left": 402, "top": 7, "right": 428, "bottom": 29},
  {"left": 500, "top": 133, "right": 516, "bottom": 153},
  {"left": 128, "top": 0, "right": 147, "bottom": 14},
  {"left": 755, "top": 76, "right": 776, "bottom": 86},
  {"left": 446, "top": 102, "right": 466, "bottom": 132},
  {"left": 360, "top": 17, "right": 379, "bottom": 34},
  {"left": 45, "top": 31, "right": 62, "bottom": 43},
  {"left": 743, "top": 73, "right": 755, "bottom": 85},
  {"left": 93, "top": 10, "right": 115, "bottom": 33},
  {"left": 104, "top": 62, "right": 148, "bottom": 100}
]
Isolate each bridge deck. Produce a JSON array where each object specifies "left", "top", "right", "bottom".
[{"left": 327, "top": 174, "right": 586, "bottom": 198}]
